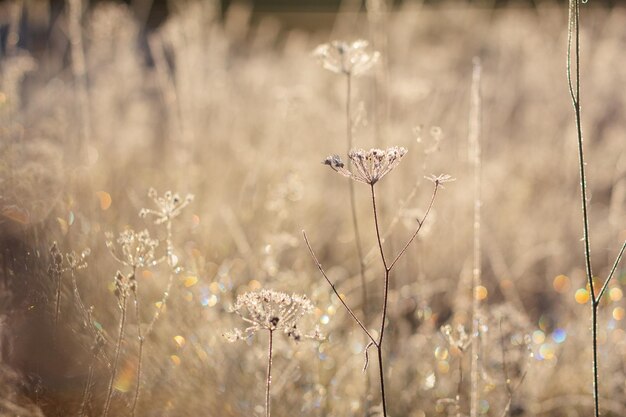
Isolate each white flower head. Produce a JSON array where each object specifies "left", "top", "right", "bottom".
[
  {"left": 224, "top": 289, "right": 322, "bottom": 342},
  {"left": 324, "top": 146, "right": 408, "bottom": 185},
  {"left": 139, "top": 188, "right": 194, "bottom": 225},
  {"left": 313, "top": 40, "right": 380, "bottom": 77},
  {"left": 105, "top": 228, "right": 159, "bottom": 269}
]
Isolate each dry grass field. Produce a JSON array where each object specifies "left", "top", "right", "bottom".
[{"left": 1, "top": 1, "right": 626, "bottom": 416}]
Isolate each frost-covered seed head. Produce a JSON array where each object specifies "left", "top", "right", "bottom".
[
  {"left": 106, "top": 228, "right": 159, "bottom": 268},
  {"left": 324, "top": 146, "right": 408, "bottom": 185},
  {"left": 224, "top": 289, "right": 321, "bottom": 342},
  {"left": 140, "top": 188, "right": 194, "bottom": 225},
  {"left": 313, "top": 40, "right": 380, "bottom": 77}
]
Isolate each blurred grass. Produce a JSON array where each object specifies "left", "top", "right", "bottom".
[{"left": 1, "top": 1, "right": 626, "bottom": 416}]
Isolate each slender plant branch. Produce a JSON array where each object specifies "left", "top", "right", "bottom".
[
  {"left": 565, "top": 2, "right": 622, "bottom": 416},
  {"left": 79, "top": 363, "right": 95, "bottom": 417},
  {"left": 302, "top": 231, "right": 377, "bottom": 345},
  {"left": 306, "top": 168, "right": 441, "bottom": 417},
  {"left": 388, "top": 184, "right": 439, "bottom": 271},
  {"left": 370, "top": 185, "right": 388, "bottom": 271},
  {"left": 102, "top": 292, "right": 128, "bottom": 417},
  {"left": 266, "top": 330, "right": 274, "bottom": 417},
  {"left": 469, "top": 57, "right": 483, "bottom": 417},
  {"left": 130, "top": 291, "right": 145, "bottom": 417},
  {"left": 595, "top": 240, "right": 626, "bottom": 304},
  {"left": 457, "top": 355, "right": 464, "bottom": 417}
]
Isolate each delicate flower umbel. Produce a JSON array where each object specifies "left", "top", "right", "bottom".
[
  {"left": 426, "top": 174, "right": 456, "bottom": 187},
  {"left": 139, "top": 188, "right": 194, "bottom": 225},
  {"left": 105, "top": 229, "right": 159, "bottom": 269},
  {"left": 324, "top": 147, "right": 408, "bottom": 185},
  {"left": 313, "top": 40, "right": 380, "bottom": 77},
  {"left": 225, "top": 289, "right": 322, "bottom": 342},
  {"left": 441, "top": 324, "right": 473, "bottom": 352}
]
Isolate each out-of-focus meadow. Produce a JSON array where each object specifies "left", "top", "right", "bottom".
[{"left": 1, "top": 0, "right": 626, "bottom": 416}]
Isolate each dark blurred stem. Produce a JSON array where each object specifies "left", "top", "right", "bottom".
[
  {"left": 102, "top": 294, "right": 127, "bottom": 417},
  {"left": 370, "top": 184, "right": 388, "bottom": 417},
  {"left": 266, "top": 330, "right": 274, "bottom": 417},
  {"left": 345, "top": 73, "right": 369, "bottom": 318},
  {"left": 567, "top": 1, "right": 598, "bottom": 416},
  {"left": 130, "top": 290, "right": 144, "bottom": 417}
]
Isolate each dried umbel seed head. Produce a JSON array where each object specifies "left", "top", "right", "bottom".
[
  {"left": 313, "top": 40, "right": 380, "bottom": 77},
  {"left": 324, "top": 147, "right": 408, "bottom": 185},
  {"left": 106, "top": 229, "right": 159, "bottom": 268},
  {"left": 441, "top": 324, "right": 473, "bottom": 352},
  {"left": 113, "top": 270, "right": 136, "bottom": 306},
  {"left": 48, "top": 242, "right": 90, "bottom": 275},
  {"left": 224, "top": 289, "right": 322, "bottom": 342},
  {"left": 140, "top": 188, "right": 194, "bottom": 225}
]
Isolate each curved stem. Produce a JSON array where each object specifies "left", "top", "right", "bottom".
[
  {"left": 388, "top": 183, "right": 439, "bottom": 271},
  {"left": 370, "top": 185, "right": 388, "bottom": 271},
  {"left": 303, "top": 231, "right": 377, "bottom": 345}
]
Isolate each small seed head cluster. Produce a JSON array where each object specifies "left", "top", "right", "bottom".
[
  {"left": 139, "top": 188, "right": 194, "bottom": 225},
  {"left": 313, "top": 40, "right": 380, "bottom": 77},
  {"left": 48, "top": 242, "right": 90, "bottom": 276},
  {"left": 441, "top": 324, "right": 472, "bottom": 352},
  {"left": 105, "top": 229, "right": 159, "bottom": 269},
  {"left": 225, "top": 289, "right": 321, "bottom": 342},
  {"left": 113, "top": 270, "right": 135, "bottom": 306},
  {"left": 425, "top": 173, "right": 456, "bottom": 187},
  {"left": 324, "top": 147, "right": 408, "bottom": 185}
]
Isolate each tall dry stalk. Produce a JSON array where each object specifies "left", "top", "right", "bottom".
[
  {"left": 101, "top": 271, "right": 131, "bottom": 417},
  {"left": 566, "top": 2, "right": 626, "bottom": 416},
  {"left": 224, "top": 289, "right": 320, "bottom": 417},
  {"left": 66, "top": 0, "right": 92, "bottom": 155},
  {"left": 468, "top": 57, "right": 483, "bottom": 417},
  {"left": 305, "top": 148, "right": 450, "bottom": 416}
]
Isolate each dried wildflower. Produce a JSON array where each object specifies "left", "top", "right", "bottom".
[
  {"left": 224, "top": 289, "right": 321, "bottom": 342},
  {"left": 105, "top": 229, "right": 159, "bottom": 269},
  {"left": 324, "top": 147, "right": 408, "bottom": 185},
  {"left": 113, "top": 270, "right": 135, "bottom": 305},
  {"left": 425, "top": 174, "right": 456, "bottom": 187},
  {"left": 139, "top": 188, "right": 194, "bottom": 225},
  {"left": 441, "top": 324, "right": 473, "bottom": 352},
  {"left": 313, "top": 40, "right": 380, "bottom": 77}
]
